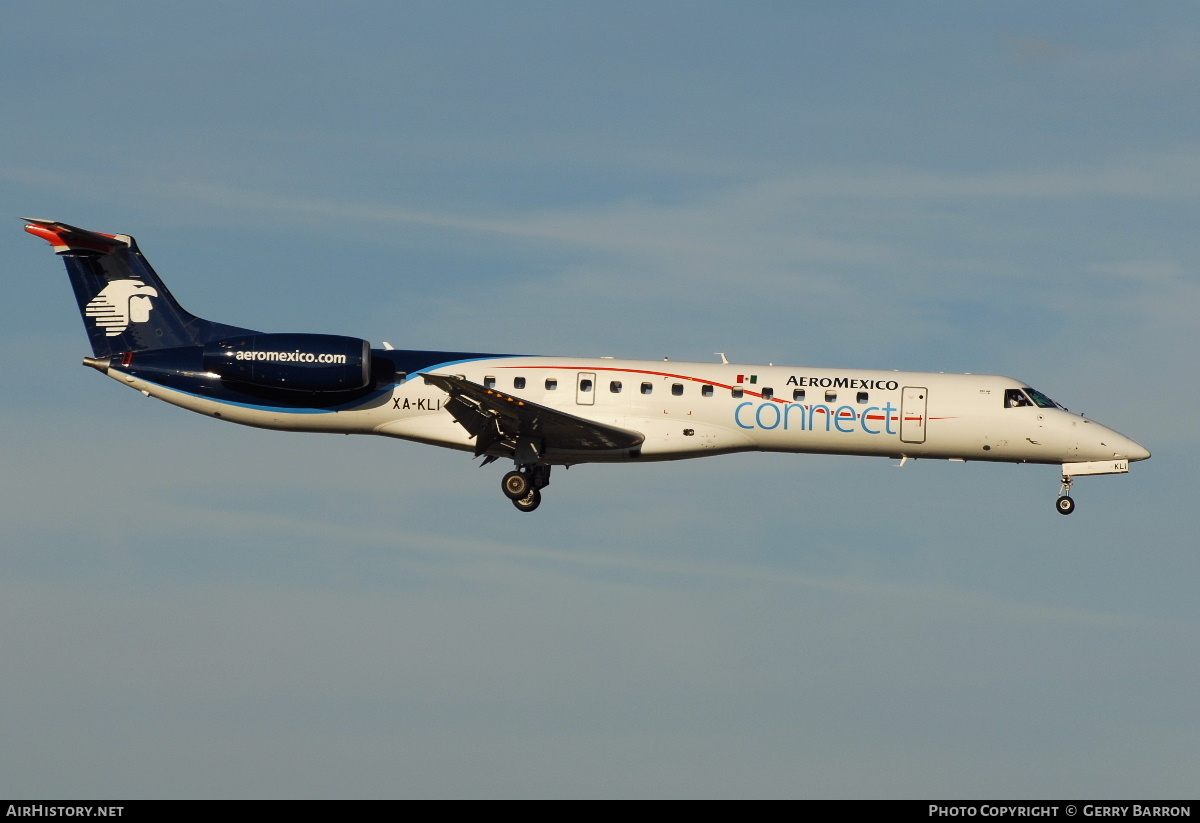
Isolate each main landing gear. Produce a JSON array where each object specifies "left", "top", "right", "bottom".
[
  {"left": 1056, "top": 474, "right": 1076, "bottom": 515},
  {"left": 501, "top": 465, "right": 552, "bottom": 513}
]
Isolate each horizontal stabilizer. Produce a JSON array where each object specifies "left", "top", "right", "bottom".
[{"left": 23, "top": 218, "right": 129, "bottom": 255}]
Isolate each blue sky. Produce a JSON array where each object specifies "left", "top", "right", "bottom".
[{"left": 2, "top": 2, "right": 1198, "bottom": 798}]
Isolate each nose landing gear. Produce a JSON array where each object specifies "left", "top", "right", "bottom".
[
  {"left": 1053, "top": 459, "right": 1136, "bottom": 515},
  {"left": 1056, "top": 474, "right": 1075, "bottom": 515},
  {"left": 501, "top": 465, "right": 552, "bottom": 512}
]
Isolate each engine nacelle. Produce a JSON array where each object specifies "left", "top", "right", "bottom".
[{"left": 203, "top": 333, "right": 372, "bottom": 392}]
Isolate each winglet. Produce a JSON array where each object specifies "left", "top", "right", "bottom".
[{"left": 22, "top": 218, "right": 129, "bottom": 254}]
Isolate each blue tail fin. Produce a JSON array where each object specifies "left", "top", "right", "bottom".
[{"left": 24, "top": 218, "right": 256, "bottom": 357}]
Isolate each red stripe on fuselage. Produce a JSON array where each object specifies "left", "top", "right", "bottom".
[
  {"left": 496, "top": 364, "right": 788, "bottom": 401},
  {"left": 492, "top": 364, "right": 957, "bottom": 421}
]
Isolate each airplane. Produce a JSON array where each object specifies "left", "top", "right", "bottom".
[{"left": 24, "top": 218, "right": 1151, "bottom": 514}]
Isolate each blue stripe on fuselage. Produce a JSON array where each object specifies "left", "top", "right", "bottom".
[{"left": 122, "top": 351, "right": 525, "bottom": 414}]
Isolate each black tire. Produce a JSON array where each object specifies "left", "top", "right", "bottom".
[
  {"left": 502, "top": 471, "right": 530, "bottom": 500},
  {"left": 512, "top": 488, "right": 541, "bottom": 513},
  {"left": 1056, "top": 495, "right": 1075, "bottom": 515}
]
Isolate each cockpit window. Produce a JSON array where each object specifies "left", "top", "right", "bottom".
[
  {"left": 1025, "top": 387, "right": 1064, "bottom": 410},
  {"left": 1005, "top": 389, "right": 1033, "bottom": 408},
  {"left": 1006, "top": 387, "right": 1064, "bottom": 410}
]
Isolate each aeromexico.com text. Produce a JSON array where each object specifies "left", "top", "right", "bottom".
[{"left": 231, "top": 350, "right": 348, "bottom": 364}]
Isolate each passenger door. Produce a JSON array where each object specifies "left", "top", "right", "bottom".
[{"left": 900, "top": 386, "right": 928, "bottom": 444}]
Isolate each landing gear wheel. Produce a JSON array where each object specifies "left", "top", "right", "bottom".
[
  {"left": 1056, "top": 495, "right": 1075, "bottom": 515},
  {"left": 512, "top": 488, "right": 541, "bottom": 513},
  {"left": 502, "top": 471, "right": 530, "bottom": 500}
]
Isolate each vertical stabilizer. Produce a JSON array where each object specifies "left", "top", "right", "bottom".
[{"left": 24, "top": 219, "right": 255, "bottom": 357}]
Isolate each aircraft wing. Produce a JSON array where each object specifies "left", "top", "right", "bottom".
[{"left": 421, "top": 372, "right": 645, "bottom": 459}]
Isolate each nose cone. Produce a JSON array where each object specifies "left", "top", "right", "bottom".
[
  {"left": 1102, "top": 429, "right": 1151, "bottom": 462},
  {"left": 1125, "top": 439, "right": 1151, "bottom": 462},
  {"left": 1077, "top": 419, "right": 1150, "bottom": 462}
]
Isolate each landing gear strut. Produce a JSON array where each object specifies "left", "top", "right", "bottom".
[
  {"left": 501, "top": 465, "right": 552, "bottom": 512},
  {"left": 1056, "top": 474, "right": 1075, "bottom": 515}
]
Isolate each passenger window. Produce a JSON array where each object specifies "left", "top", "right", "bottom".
[
  {"left": 825, "top": 391, "right": 837, "bottom": 403},
  {"left": 610, "top": 381, "right": 622, "bottom": 393},
  {"left": 702, "top": 384, "right": 714, "bottom": 398},
  {"left": 641, "top": 382, "right": 653, "bottom": 395},
  {"left": 546, "top": 378, "right": 558, "bottom": 390},
  {"left": 580, "top": 379, "right": 592, "bottom": 392},
  {"left": 762, "top": 388, "right": 774, "bottom": 400},
  {"left": 514, "top": 377, "right": 526, "bottom": 389},
  {"left": 672, "top": 383, "right": 684, "bottom": 396},
  {"left": 792, "top": 389, "right": 805, "bottom": 401},
  {"left": 484, "top": 376, "right": 496, "bottom": 389},
  {"left": 396, "top": 372, "right": 408, "bottom": 385},
  {"left": 857, "top": 391, "right": 868, "bottom": 404},
  {"left": 732, "top": 388, "right": 744, "bottom": 398}
]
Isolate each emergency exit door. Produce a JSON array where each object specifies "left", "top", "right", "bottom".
[{"left": 576, "top": 372, "right": 596, "bottom": 405}]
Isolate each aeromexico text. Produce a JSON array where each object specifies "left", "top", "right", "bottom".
[
  {"left": 229, "top": 349, "right": 349, "bottom": 364},
  {"left": 787, "top": 376, "right": 900, "bottom": 390}
]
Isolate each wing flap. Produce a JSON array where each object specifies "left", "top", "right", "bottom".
[{"left": 422, "top": 372, "right": 644, "bottom": 458}]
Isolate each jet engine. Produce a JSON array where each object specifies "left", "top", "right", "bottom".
[{"left": 203, "top": 333, "right": 372, "bottom": 392}]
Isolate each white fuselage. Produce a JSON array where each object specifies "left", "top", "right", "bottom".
[{"left": 105, "top": 354, "right": 1150, "bottom": 468}]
